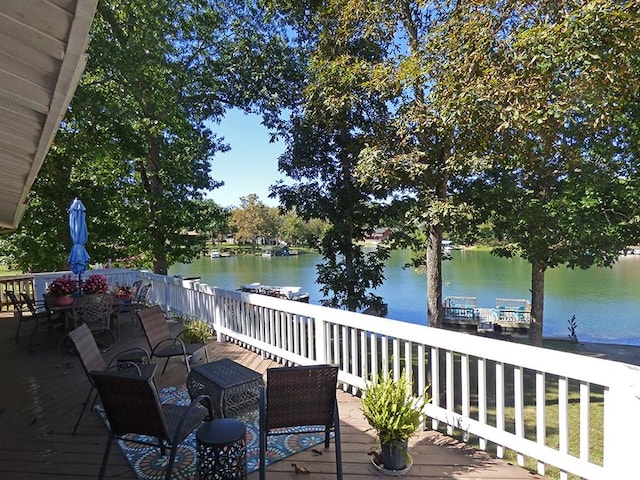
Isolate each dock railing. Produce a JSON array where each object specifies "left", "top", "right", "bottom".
[{"left": 33, "top": 269, "right": 640, "bottom": 479}]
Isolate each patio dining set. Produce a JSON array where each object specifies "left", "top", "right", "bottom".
[{"left": 7, "top": 286, "right": 343, "bottom": 480}]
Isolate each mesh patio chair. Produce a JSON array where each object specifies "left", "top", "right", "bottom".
[
  {"left": 90, "top": 367, "right": 213, "bottom": 480},
  {"left": 21, "top": 291, "right": 65, "bottom": 348},
  {"left": 20, "top": 291, "right": 45, "bottom": 310},
  {"left": 259, "top": 364, "right": 343, "bottom": 480},
  {"left": 67, "top": 323, "right": 152, "bottom": 435},
  {"left": 113, "top": 280, "right": 145, "bottom": 323},
  {"left": 132, "top": 282, "right": 152, "bottom": 313},
  {"left": 132, "top": 305, "right": 209, "bottom": 375},
  {"left": 6, "top": 289, "right": 55, "bottom": 349},
  {"left": 71, "top": 294, "right": 116, "bottom": 345},
  {"left": 6, "top": 289, "right": 29, "bottom": 340}
]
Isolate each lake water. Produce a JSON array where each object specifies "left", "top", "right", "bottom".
[{"left": 169, "top": 249, "right": 640, "bottom": 346}]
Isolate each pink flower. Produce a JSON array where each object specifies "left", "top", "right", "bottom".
[
  {"left": 48, "top": 275, "right": 78, "bottom": 297},
  {"left": 82, "top": 274, "right": 109, "bottom": 295}
]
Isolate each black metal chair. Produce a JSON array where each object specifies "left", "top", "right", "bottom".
[
  {"left": 6, "top": 289, "right": 56, "bottom": 349},
  {"left": 134, "top": 305, "right": 209, "bottom": 374},
  {"left": 67, "top": 323, "right": 152, "bottom": 435},
  {"left": 259, "top": 364, "right": 343, "bottom": 480},
  {"left": 112, "top": 280, "right": 145, "bottom": 327},
  {"left": 90, "top": 367, "right": 213, "bottom": 480}
]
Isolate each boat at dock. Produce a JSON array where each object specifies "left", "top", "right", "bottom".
[
  {"left": 443, "top": 296, "right": 530, "bottom": 334},
  {"left": 210, "top": 250, "right": 231, "bottom": 258},
  {"left": 239, "top": 283, "right": 310, "bottom": 302}
]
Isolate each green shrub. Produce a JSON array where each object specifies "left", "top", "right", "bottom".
[{"left": 361, "top": 371, "right": 430, "bottom": 444}]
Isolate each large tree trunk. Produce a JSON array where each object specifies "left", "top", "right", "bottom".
[
  {"left": 142, "top": 132, "right": 169, "bottom": 276},
  {"left": 529, "top": 260, "right": 545, "bottom": 346},
  {"left": 427, "top": 224, "right": 443, "bottom": 327}
]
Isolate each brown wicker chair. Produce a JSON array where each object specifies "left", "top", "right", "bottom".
[
  {"left": 67, "top": 323, "right": 152, "bottom": 435},
  {"left": 135, "top": 305, "right": 209, "bottom": 375},
  {"left": 259, "top": 364, "right": 343, "bottom": 480},
  {"left": 90, "top": 367, "right": 213, "bottom": 480}
]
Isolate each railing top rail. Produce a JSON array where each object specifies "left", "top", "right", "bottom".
[{"left": 212, "top": 286, "right": 637, "bottom": 387}]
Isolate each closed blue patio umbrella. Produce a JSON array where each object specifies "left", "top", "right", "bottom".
[{"left": 68, "top": 198, "right": 90, "bottom": 294}]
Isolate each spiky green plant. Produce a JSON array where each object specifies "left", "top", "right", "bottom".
[
  {"left": 179, "top": 320, "right": 213, "bottom": 344},
  {"left": 361, "top": 371, "right": 430, "bottom": 444}
]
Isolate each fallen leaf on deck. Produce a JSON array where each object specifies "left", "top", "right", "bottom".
[{"left": 292, "top": 463, "right": 311, "bottom": 474}]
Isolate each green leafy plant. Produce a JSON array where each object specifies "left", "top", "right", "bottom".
[
  {"left": 179, "top": 320, "right": 213, "bottom": 344},
  {"left": 361, "top": 370, "right": 430, "bottom": 444}
]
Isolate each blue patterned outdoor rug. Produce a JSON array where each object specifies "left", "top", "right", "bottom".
[{"left": 96, "top": 385, "right": 327, "bottom": 480}]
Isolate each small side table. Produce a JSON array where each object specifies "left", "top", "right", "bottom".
[
  {"left": 196, "top": 418, "right": 247, "bottom": 480},
  {"left": 187, "top": 359, "right": 264, "bottom": 418}
]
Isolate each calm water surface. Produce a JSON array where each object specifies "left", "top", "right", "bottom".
[{"left": 170, "top": 249, "right": 640, "bottom": 346}]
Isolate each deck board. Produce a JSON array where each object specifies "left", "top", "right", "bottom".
[{"left": 0, "top": 310, "right": 538, "bottom": 479}]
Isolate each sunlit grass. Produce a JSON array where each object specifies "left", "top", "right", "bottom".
[
  {"left": 0, "top": 264, "right": 22, "bottom": 276},
  {"left": 435, "top": 350, "right": 605, "bottom": 480}
]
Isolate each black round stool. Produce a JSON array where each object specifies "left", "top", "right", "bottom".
[{"left": 196, "top": 418, "right": 247, "bottom": 480}]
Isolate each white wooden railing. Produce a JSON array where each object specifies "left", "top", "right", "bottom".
[{"left": 34, "top": 269, "right": 640, "bottom": 479}]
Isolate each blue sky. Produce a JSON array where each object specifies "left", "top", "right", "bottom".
[{"left": 206, "top": 109, "right": 285, "bottom": 208}]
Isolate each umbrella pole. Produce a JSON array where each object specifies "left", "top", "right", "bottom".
[{"left": 76, "top": 273, "right": 83, "bottom": 297}]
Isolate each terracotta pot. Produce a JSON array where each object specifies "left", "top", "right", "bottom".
[{"left": 56, "top": 295, "right": 74, "bottom": 306}]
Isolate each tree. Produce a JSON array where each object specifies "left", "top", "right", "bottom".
[
  {"left": 278, "top": 211, "right": 330, "bottom": 247},
  {"left": 5, "top": 0, "right": 298, "bottom": 274},
  {"left": 345, "top": 0, "right": 497, "bottom": 327},
  {"left": 230, "top": 195, "right": 280, "bottom": 251},
  {"left": 200, "top": 199, "right": 231, "bottom": 245},
  {"left": 327, "top": 0, "right": 640, "bottom": 345},
  {"left": 470, "top": 1, "right": 640, "bottom": 345},
  {"left": 270, "top": 0, "right": 391, "bottom": 313}
]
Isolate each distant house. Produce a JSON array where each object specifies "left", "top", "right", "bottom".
[{"left": 366, "top": 228, "right": 392, "bottom": 242}]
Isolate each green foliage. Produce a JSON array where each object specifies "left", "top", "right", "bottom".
[
  {"left": 461, "top": 0, "right": 640, "bottom": 344},
  {"left": 230, "top": 195, "right": 281, "bottom": 251},
  {"left": 4, "top": 0, "right": 298, "bottom": 274},
  {"left": 361, "top": 371, "right": 430, "bottom": 445},
  {"left": 179, "top": 320, "right": 213, "bottom": 344},
  {"left": 270, "top": 0, "right": 393, "bottom": 312}
]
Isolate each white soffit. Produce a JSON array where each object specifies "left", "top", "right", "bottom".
[{"left": 0, "top": 0, "right": 98, "bottom": 232}]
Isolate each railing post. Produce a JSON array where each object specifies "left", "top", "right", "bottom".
[
  {"left": 315, "top": 315, "right": 327, "bottom": 364},
  {"left": 211, "top": 288, "right": 222, "bottom": 342},
  {"left": 603, "top": 365, "right": 640, "bottom": 477}
]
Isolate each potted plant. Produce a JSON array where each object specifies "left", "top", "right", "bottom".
[
  {"left": 179, "top": 319, "right": 213, "bottom": 345},
  {"left": 82, "top": 274, "right": 109, "bottom": 295},
  {"left": 47, "top": 275, "right": 79, "bottom": 304},
  {"left": 112, "top": 284, "right": 133, "bottom": 299},
  {"left": 361, "top": 370, "right": 429, "bottom": 473}
]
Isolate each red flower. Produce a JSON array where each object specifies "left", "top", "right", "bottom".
[
  {"left": 48, "top": 275, "right": 78, "bottom": 297},
  {"left": 82, "top": 274, "right": 109, "bottom": 295}
]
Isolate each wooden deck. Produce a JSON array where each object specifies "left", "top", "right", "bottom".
[{"left": 0, "top": 310, "right": 539, "bottom": 479}]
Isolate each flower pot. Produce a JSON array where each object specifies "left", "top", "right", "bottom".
[
  {"left": 380, "top": 439, "right": 410, "bottom": 471},
  {"left": 56, "top": 295, "right": 74, "bottom": 306}
]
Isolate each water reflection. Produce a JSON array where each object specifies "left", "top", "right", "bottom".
[{"left": 170, "top": 249, "right": 640, "bottom": 345}]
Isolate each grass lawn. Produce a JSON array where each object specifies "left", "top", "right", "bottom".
[
  {"left": 0, "top": 265, "right": 22, "bottom": 276},
  {"left": 434, "top": 345, "right": 604, "bottom": 480}
]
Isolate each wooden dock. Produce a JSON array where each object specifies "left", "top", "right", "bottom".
[
  {"left": 0, "top": 310, "right": 538, "bottom": 479},
  {"left": 443, "top": 296, "right": 531, "bottom": 334}
]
